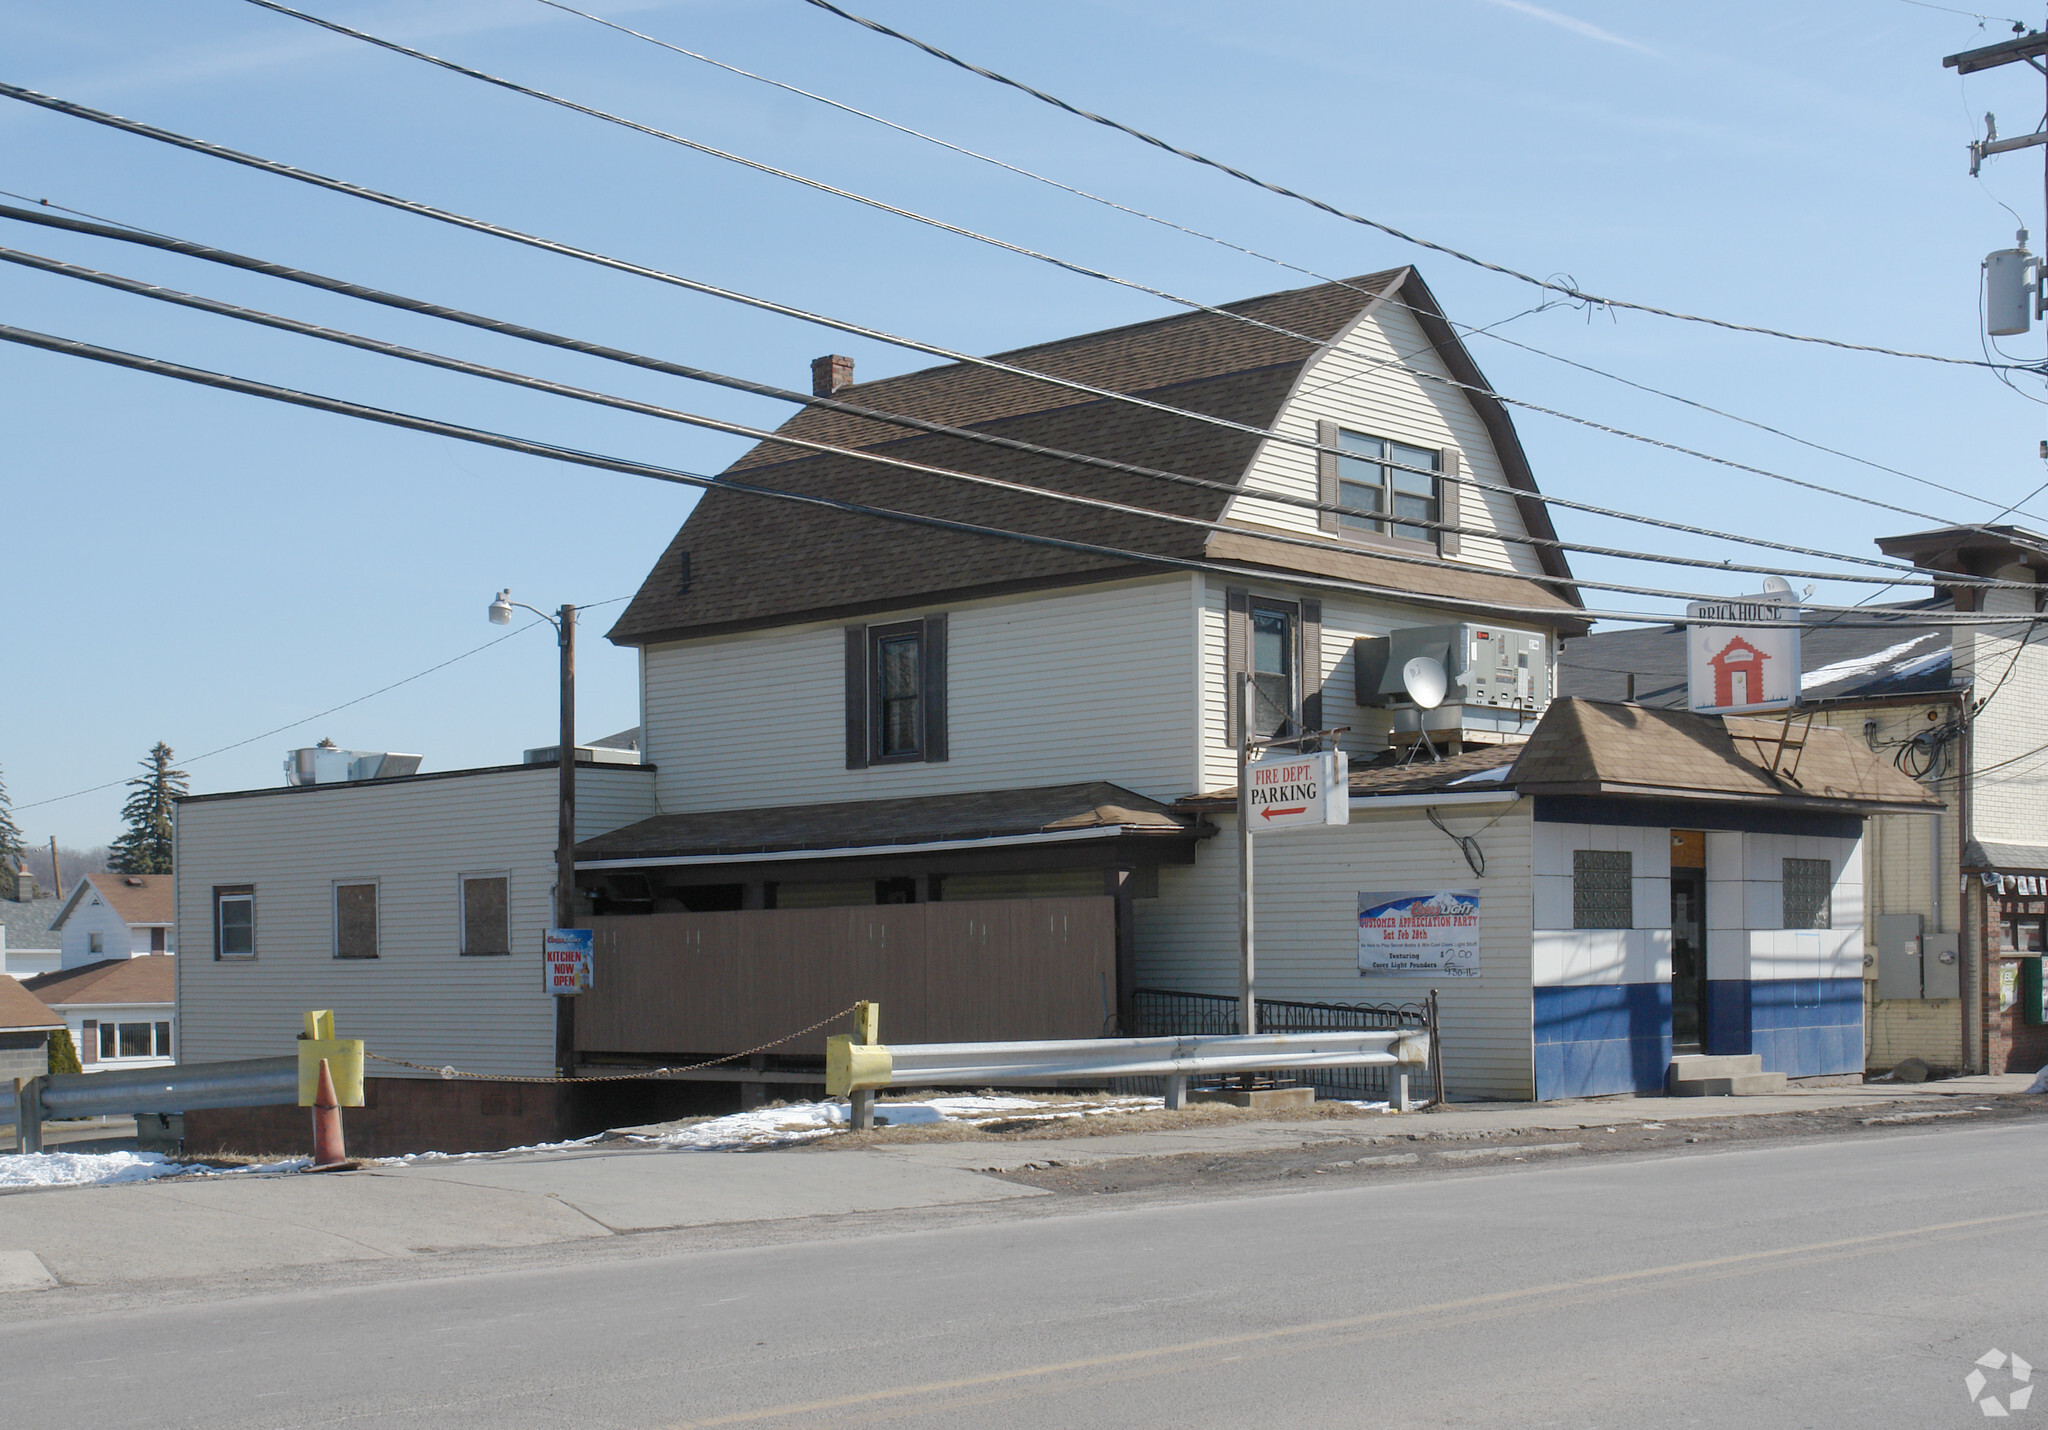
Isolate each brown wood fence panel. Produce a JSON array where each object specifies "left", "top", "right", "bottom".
[{"left": 577, "top": 896, "right": 1114, "bottom": 1057}]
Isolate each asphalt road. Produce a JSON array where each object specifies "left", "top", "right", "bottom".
[{"left": 9, "top": 1119, "right": 2046, "bottom": 1429}]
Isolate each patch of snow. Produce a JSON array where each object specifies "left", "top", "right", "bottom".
[
  {"left": 0, "top": 1150, "right": 203, "bottom": 1188},
  {"left": 622, "top": 1094, "right": 1147, "bottom": 1151},
  {"left": 2028, "top": 1066, "right": 2048, "bottom": 1095},
  {"left": 373, "top": 1135, "right": 604, "bottom": 1167},
  {"left": 1800, "top": 634, "right": 1946, "bottom": 692},
  {"left": 1448, "top": 766, "right": 1512, "bottom": 786}
]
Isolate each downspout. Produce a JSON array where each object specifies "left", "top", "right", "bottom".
[{"left": 1956, "top": 685, "right": 1977, "bottom": 1072}]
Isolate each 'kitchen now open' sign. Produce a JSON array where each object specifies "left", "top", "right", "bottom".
[{"left": 1246, "top": 749, "right": 1349, "bottom": 831}]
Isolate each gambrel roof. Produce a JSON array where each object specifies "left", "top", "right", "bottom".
[{"left": 610, "top": 269, "right": 1580, "bottom": 646}]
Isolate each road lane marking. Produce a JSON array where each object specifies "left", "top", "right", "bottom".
[{"left": 665, "top": 1205, "right": 2048, "bottom": 1428}]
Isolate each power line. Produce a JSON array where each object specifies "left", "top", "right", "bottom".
[
  {"left": 11, "top": 599, "right": 627, "bottom": 814},
  {"left": 11, "top": 200, "right": 2036, "bottom": 597},
  {"left": 4, "top": 318, "right": 2027, "bottom": 629},
  {"left": 226, "top": 4, "right": 2042, "bottom": 542},
  {"left": 13, "top": 239, "right": 2005, "bottom": 614},
  {"left": 794, "top": 0, "right": 2020, "bottom": 371},
  {"left": 13, "top": 76, "right": 2036, "bottom": 567},
  {"left": 534, "top": 0, "right": 2047, "bottom": 525}
]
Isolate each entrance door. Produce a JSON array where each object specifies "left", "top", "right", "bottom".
[{"left": 1670, "top": 830, "right": 1707, "bottom": 1053}]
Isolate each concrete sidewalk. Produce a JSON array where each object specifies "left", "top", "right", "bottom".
[{"left": 0, "top": 1074, "right": 2033, "bottom": 1295}]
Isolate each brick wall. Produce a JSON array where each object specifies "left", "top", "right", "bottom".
[{"left": 184, "top": 1074, "right": 738, "bottom": 1159}]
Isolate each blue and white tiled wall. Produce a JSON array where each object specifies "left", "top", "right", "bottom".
[
  {"left": 1704, "top": 830, "right": 1864, "bottom": 1077},
  {"left": 1530, "top": 822, "right": 1865, "bottom": 1099},
  {"left": 1531, "top": 822, "right": 1673, "bottom": 1099}
]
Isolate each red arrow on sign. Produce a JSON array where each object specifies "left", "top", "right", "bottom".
[{"left": 1260, "top": 806, "right": 1307, "bottom": 820}]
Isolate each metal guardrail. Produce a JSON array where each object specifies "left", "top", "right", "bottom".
[
  {"left": 6, "top": 1057, "right": 300, "bottom": 1143},
  {"left": 1127, "top": 988, "right": 1442, "bottom": 1105},
  {"left": 870, "top": 1030, "right": 1429, "bottom": 1087}
]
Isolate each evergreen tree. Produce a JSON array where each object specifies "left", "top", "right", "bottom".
[
  {"left": 47, "top": 1027, "right": 81, "bottom": 1077},
  {"left": 0, "top": 763, "right": 22, "bottom": 898},
  {"left": 108, "top": 742, "right": 187, "bottom": 875}
]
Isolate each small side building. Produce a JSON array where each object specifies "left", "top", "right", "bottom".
[
  {"left": 0, "top": 976, "right": 62, "bottom": 1085},
  {"left": 1147, "top": 699, "right": 1941, "bottom": 1100}
]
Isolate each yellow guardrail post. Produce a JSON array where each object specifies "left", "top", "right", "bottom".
[
  {"left": 825, "top": 1000, "right": 889, "bottom": 1130},
  {"left": 297, "top": 1009, "right": 366, "bottom": 1108}
]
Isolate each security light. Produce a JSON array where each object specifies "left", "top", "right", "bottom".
[{"left": 488, "top": 589, "right": 514, "bottom": 625}]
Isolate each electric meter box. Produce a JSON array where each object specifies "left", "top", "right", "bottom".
[{"left": 1354, "top": 623, "right": 1552, "bottom": 712}]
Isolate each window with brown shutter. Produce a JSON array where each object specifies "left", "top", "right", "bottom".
[
  {"left": 1316, "top": 420, "right": 1458, "bottom": 556},
  {"left": 845, "top": 614, "right": 949, "bottom": 766}
]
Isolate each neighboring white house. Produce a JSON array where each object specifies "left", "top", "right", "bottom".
[
  {"left": 0, "top": 890, "right": 64, "bottom": 980},
  {"left": 22, "top": 955, "right": 176, "bottom": 1072},
  {"left": 50, "top": 873, "right": 175, "bottom": 967}
]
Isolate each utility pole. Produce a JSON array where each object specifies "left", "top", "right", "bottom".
[
  {"left": 1237, "top": 671, "right": 1256, "bottom": 1038},
  {"left": 1946, "top": 29, "right": 2048, "bottom": 386}
]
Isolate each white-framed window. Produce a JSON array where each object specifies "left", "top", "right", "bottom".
[
  {"left": 334, "top": 880, "right": 379, "bottom": 960},
  {"left": 98, "top": 1020, "right": 173, "bottom": 1060},
  {"left": 214, "top": 886, "right": 255, "bottom": 959},
  {"left": 460, "top": 873, "right": 511, "bottom": 956}
]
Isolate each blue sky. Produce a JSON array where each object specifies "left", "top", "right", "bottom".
[{"left": 4, "top": 0, "right": 2045, "bottom": 846}]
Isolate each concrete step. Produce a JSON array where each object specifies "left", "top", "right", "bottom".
[
  {"left": 1669, "top": 1071, "right": 1789, "bottom": 1097},
  {"left": 1668, "top": 1054, "right": 1763, "bottom": 1086}
]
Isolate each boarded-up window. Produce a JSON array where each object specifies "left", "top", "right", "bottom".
[
  {"left": 335, "top": 882, "right": 379, "bottom": 959},
  {"left": 462, "top": 875, "right": 511, "bottom": 956},
  {"left": 1783, "top": 858, "right": 1832, "bottom": 929},
  {"left": 1572, "top": 850, "right": 1633, "bottom": 930}
]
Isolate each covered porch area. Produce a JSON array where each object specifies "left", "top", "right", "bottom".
[{"left": 570, "top": 782, "right": 1212, "bottom": 1078}]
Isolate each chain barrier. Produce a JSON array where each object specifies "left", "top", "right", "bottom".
[{"left": 363, "top": 1003, "right": 862, "bottom": 1084}]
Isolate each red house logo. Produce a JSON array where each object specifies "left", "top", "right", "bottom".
[{"left": 1706, "top": 636, "right": 1770, "bottom": 708}]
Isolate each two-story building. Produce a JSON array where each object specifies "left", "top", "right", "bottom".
[{"left": 174, "top": 266, "right": 1937, "bottom": 1149}]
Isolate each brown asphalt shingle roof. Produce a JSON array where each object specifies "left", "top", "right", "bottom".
[
  {"left": 609, "top": 269, "right": 1579, "bottom": 645},
  {"left": 57, "top": 873, "right": 174, "bottom": 928},
  {"left": 1508, "top": 699, "right": 1942, "bottom": 810},
  {"left": 0, "top": 976, "right": 62, "bottom": 1032},
  {"left": 23, "top": 955, "right": 176, "bottom": 1008},
  {"left": 576, "top": 782, "right": 1198, "bottom": 862}
]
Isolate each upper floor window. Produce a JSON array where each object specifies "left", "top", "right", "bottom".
[
  {"left": 1782, "top": 858, "right": 1832, "bottom": 929},
  {"left": 461, "top": 874, "right": 511, "bottom": 956},
  {"left": 88, "top": 931, "right": 104, "bottom": 955},
  {"left": 1573, "top": 850, "right": 1633, "bottom": 929},
  {"left": 1250, "top": 600, "right": 1297, "bottom": 736},
  {"left": 844, "top": 615, "right": 949, "bottom": 768},
  {"left": 214, "top": 886, "right": 255, "bottom": 959},
  {"left": 1318, "top": 422, "right": 1459, "bottom": 555},
  {"left": 335, "top": 881, "right": 380, "bottom": 959}
]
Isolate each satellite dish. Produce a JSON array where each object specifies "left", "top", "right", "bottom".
[{"left": 1402, "top": 656, "right": 1448, "bottom": 711}]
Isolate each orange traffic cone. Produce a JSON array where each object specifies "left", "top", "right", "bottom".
[{"left": 308, "top": 1056, "right": 357, "bottom": 1172}]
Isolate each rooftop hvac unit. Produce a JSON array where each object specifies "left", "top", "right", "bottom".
[
  {"left": 284, "top": 747, "right": 424, "bottom": 786},
  {"left": 1354, "top": 623, "right": 1551, "bottom": 713}
]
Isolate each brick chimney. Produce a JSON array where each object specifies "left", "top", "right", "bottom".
[{"left": 811, "top": 354, "right": 854, "bottom": 396}]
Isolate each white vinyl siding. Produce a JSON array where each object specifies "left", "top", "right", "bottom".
[
  {"left": 174, "top": 765, "right": 656, "bottom": 1078},
  {"left": 1134, "top": 803, "right": 1536, "bottom": 1100},
  {"left": 1197, "top": 577, "right": 1551, "bottom": 790},
  {"left": 641, "top": 575, "right": 1202, "bottom": 811},
  {"left": 1220, "top": 300, "right": 1543, "bottom": 577},
  {"left": 58, "top": 895, "right": 147, "bottom": 970}
]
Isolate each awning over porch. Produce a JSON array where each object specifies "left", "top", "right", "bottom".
[
  {"left": 1965, "top": 838, "right": 2048, "bottom": 878},
  {"left": 575, "top": 780, "right": 1205, "bottom": 868}
]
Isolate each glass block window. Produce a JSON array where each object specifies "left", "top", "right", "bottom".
[
  {"left": 1783, "top": 858, "right": 1832, "bottom": 929},
  {"left": 1572, "top": 849, "right": 1634, "bottom": 930}
]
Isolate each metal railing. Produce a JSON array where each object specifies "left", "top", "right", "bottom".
[
  {"left": 1126, "top": 988, "right": 1442, "bottom": 1106},
  {"left": 7, "top": 1057, "right": 301, "bottom": 1149}
]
